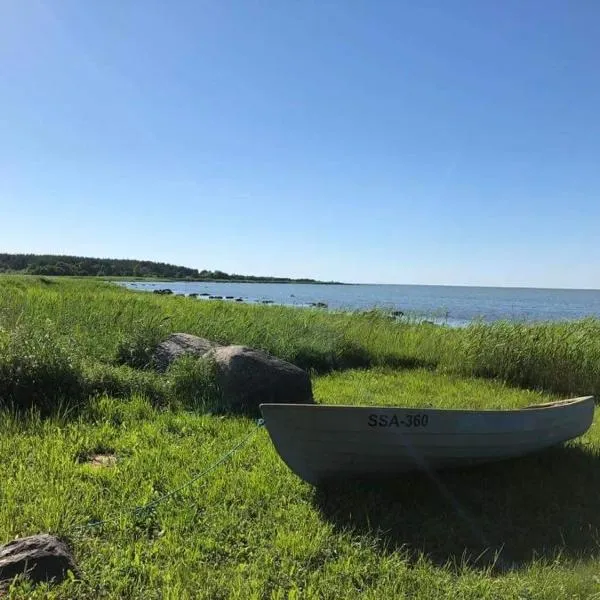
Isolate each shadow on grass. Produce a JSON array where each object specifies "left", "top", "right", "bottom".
[
  {"left": 294, "top": 350, "right": 437, "bottom": 375},
  {"left": 313, "top": 445, "right": 600, "bottom": 571}
]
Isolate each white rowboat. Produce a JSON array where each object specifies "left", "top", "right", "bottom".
[{"left": 260, "top": 397, "right": 595, "bottom": 484}]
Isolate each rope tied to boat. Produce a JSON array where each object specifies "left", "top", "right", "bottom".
[{"left": 68, "top": 418, "right": 265, "bottom": 534}]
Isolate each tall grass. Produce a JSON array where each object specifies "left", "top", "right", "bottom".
[
  {"left": 0, "top": 276, "right": 453, "bottom": 368},
  {"left": 0, "top": 275, "right": 599, "bottom": 415},
  {"left": 0, "top": 323, "right": 83, "bottom": 414},
  {"left": 449, "top": 319, "right": 600, "bottom": 398}
]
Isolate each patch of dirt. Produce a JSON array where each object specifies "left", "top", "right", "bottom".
[{"left": 86, "top": 454, "right": 117, "bottom": 469}]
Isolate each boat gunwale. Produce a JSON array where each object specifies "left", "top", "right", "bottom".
[{"left": 259, "top": 396, "right": 595, "bottom": 416}]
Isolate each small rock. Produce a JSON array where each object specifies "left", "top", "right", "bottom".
[
  {"left": 188, "top": 293, "right": 198, "bottom": 298},
  {"left": 200, "top": 293, "right": 210, "bottom": 296},
  {"left": 0, "top": 534, "right": 78, "bottom": 586},
  {"left": 234, "top": 298, "right": 243, "bottom": 302},
  {"left": 152, "top": 333, "right": 221, "bottom": 373},
  {"left": 225, "top": 296, "right": 234, "bottom": 299},
  {"left": 209, "top": 345, "right": 313, "bottom": 413},
  {"left": 152, "top": 288, "right": 173, "bottom": 295}
]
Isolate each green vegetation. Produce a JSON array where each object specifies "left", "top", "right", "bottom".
[
  {"left": 1, "top": 276, "right": 599, "bottom": 407},
  {"left": 0, "top": 253, "right": 201, "bottom": 279},
  {"left": 314, "top": 368, "right": 556, "bottom": 410},
  {"left": 1, "top": 275, "right": 599, "bottom": 598},
  {"left": 0, "top": 253, "right": 338, "bottom": 283}
]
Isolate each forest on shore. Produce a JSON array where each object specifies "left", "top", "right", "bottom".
[{"left": 0, "top": 253, "right": 328, "bottom": 282}]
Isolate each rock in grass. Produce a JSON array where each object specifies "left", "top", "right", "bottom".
[
  {"left": 0, "top": 534, "right": 78, "bottom": 586},
  {"left": 153, "top": 333, "right": 221, "bottom": 373},
  {"left": 152, "top": 334, "right": 313, "bottom": 413},
  {"left": 210, "top": 345, "right": 313, "bottom": 413}
]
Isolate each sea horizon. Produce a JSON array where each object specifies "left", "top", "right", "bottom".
[{"left": 121, "top": 280, "right": 600, "bottom": 327}]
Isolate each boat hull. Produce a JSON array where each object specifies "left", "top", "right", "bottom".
[{"left": 260, "top": 397, "right": 595, "bottom": 484}]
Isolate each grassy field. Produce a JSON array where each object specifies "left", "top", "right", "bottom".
[{"left": 1, "top": 276, "right": 600, "bottom": 598}]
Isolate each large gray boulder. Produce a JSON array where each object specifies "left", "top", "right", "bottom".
[
  {"left": 210, "top": 345, "right": 313, "bottom": 413},
  {"left": 152, "top": 334, "right": 313, "bottom": 413},
  {"left": 0, "top": 534, "right": 78, "bottom": 586},
  {"left": 153, "top": 333, "right": 220, "bottom": 372}
]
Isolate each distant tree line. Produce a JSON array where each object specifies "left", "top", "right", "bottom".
[
  {"left": 0, "top": 254, "right": 328, "bottom": 283},
  {"left": 196, "top": 269, "right": 322, "bottom": 283},
  {"left": 0, "top": 254, "right": 200, "bottom": 278}
]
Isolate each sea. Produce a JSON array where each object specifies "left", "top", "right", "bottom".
[{"left": 120, "top": 281, "right": 600, "bottom": 327}]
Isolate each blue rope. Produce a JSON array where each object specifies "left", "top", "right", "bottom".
[{"left": 69, "top": 419, "right": 264, "bottom": 534}]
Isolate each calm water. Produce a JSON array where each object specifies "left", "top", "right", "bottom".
[{"left": 121, "top": 281, "right": 600, "bottom": 326}]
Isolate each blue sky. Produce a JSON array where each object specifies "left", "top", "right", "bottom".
[{"left": 1, "top": 1, "right": 599, "bottom": 287}]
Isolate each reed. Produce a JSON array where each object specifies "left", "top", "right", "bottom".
[{"left": 1, "top": 276, "right": 599, "bottom": 412}]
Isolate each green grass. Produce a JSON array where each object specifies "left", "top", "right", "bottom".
[
  {"left": 452, "top": 319, "right": 600, "bottom": 398},
  {"left": 2, "top": 275, "right": 600, "bottom": 406},
  {"left": 314, "top": 368, "right": 557, "bottom": 409},
  {"left": 2, "top": 375, "right": 600, "bottom": 599},
  {"left": 2, "top": 275, "right": 600, "bottom": 597}
]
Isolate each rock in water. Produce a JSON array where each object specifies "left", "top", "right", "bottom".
[
  {"left": 211, "top": 345, "right": 313, "bottom": 413},
  {"left": 0, "top": 534, "right": 78, "bottom": 586},
  {"left": 153, "top": 333, "right": 221, "bottom": 372}
]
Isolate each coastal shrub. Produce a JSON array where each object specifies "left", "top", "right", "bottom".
[{"left": 0, "top": 323, "right": 85, "bottom": 414}]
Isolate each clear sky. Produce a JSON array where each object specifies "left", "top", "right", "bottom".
[{"left": 1, "top": 1, "right": 599, "bottom": 287}]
